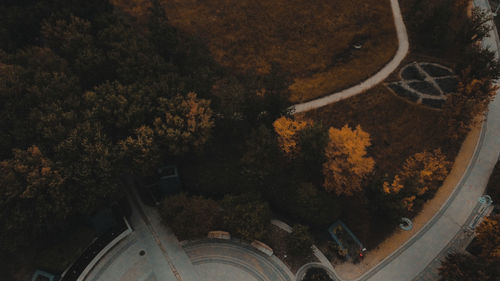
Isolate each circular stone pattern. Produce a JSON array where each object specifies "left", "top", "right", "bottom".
[
  {"left": 184, "top": 240, "right": 292, "bottom": 281},
  {"left": 388, "top": 62, "right": 458, "bottom": 108}
]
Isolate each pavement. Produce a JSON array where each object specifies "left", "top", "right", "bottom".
[
  {"left": 83, "top": 184, "right": 200, "bottom": 281},
  {"left": 290, "top": 0, "right": 409, "bottom": 114}
]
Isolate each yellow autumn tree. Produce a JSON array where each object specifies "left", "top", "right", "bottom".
[
  {"left": 383, "top": 175, "right": 404, "bottom": 194},
  {"left": 273, "top": 116, "right": 311, "bottom": 154},
  {"left": 400, "top": 149, "right": 451, "bottom": 196},
  {"left": 383, "top": 149, "right": 451, "bottom": 211},
  {"left": 322, "top": 125, "right": 375, "bottom": 196}
]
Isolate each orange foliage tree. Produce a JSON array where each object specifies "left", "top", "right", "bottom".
[
  {"left": 322, "top": 125, "right": 375, "bottom": 196},
  {"left": 273, "top": 116, "right": 311, "bottom": 155},
  {"left": 383, "top": 149, "right": 451, "bottom": 211}
]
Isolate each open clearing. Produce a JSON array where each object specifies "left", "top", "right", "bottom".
[{"left": 159, "top": 0, "right": 397, "bottom": 103}]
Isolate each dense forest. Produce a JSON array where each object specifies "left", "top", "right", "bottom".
[{"left": 0, "top": 0, "right": 289, "bottom": 253}]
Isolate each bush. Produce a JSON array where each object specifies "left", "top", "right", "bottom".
[
  {"left": 159, "top": 193, "right": 221, "bottom": 240},
  {"left": 439, "top": 253, "right": 492, "bottom": 281},
  {"left": 221, "top": 193, "right": 271, "bottom": 241},
  {"left": 286, "top": 224, "right": 313, "bottom": 257},
  {"left": 302, "top": 267, "right": 334, "bottom": 281},
  {"left": 291, "top": 183, "right": 341, "bottom": 228}
]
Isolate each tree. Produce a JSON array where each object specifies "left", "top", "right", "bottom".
[
  {"left": 438, "top": 215, "right": 500, "bottom": 281},
  {"left": 399, "top": 149, "right": 451, "bottom": 197},
  {"left": 0, "top": 48, "right": 81, "bottom": 155},
  {"left": 41, "top": 15, "right": 109, "bottom": 88},
  {"left": 221, "top": 193, "right": 271, "bottom": 241},
  {"left": 153, "top": 92, "right": 214, "bottom": 155},
  {"left": 0, "top": 146, "right": 67, "bottom": 250},
  {"left": 273, "top": 116, "right": 311, "bottom": 155},
  {"left": 302, "top": 267, "right": 334, "bottom": 281},
  {"left": 54, "top": 122, "right": 118, "bottom": 215},
  {"left": 296, "top": 123, "right": 329, "bottom": 180},
  {"left": 240, "top": 125, "right": 285, "bottom": 188},
  {"left": 439, "top": 253, "right": 490, "bottom": 281},
  {"left": 117, "top": 126, "right": 161, "bottom": 177},
  {"left": 286, "top": 224, "right": 314, "bottom": 257},
  {"left": 147, "top": 0, "right": 178, "bottom": 60},
  {"left": 475, "top": 214, "right": 500, "bottom": 260},
  {"left": 322, "top": 125, "right": 374, "bottom": 196},
  {"left": 291, "top": 183, "right": 340, "bottom": 227},
  {"left": 159, "top": 193, "right": 221, "bottom": 240},
  {"left": 383, "top": 149, "right": 451, "bottom": 212},
  {"left": 443, "top": 76, "right": 496, "bottom": 140}
]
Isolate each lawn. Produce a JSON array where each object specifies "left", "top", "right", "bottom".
[
  {"left": 301, "top": 86, "right": 462, "bottom": 174},
  {"left": 111, "top": 0, "right": 398, "bottom": 103}
]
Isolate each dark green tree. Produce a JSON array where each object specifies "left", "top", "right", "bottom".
[
  {"left": 286, "top": 224, "right": 314, "bottom": 257},
  {"left": 54, "top": 122, "right": 118, "bottom": 215},
  {"left": 117, "top": 125, "right": 161, "bottom": 177},
  {"left": 153, "top": 93, "right": 214, "bottom": 155},
  {"left": 160, "top": 193, "right": 221, "bottom": 240},
  {"left": 0, "top": 146, "right": 67, "bottom": 250},
  {"left": 438, "top": 253, "right": 490, "bottom": 281},
  {"left": 221, "top": 193, "right": 271, "bottom": 241},
  {"left": 291, "top": 183, "right": 341, "bottom": 228},
  {"left": 302, "top": 267, "right": 334, "bottom": 281}
]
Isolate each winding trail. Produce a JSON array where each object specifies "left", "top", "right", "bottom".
[{"left": 290, "top": 0, "right": 409, "bottom": 114}]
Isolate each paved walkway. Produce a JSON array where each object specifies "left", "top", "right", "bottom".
[
  {"left": 84, "top": 184, "right": 200, "bottom": 281},
  {"left": 84, "top": 185, "right": 294, "bottom": 281},
  {"left": 290, "top": 0, "right": 409, "bottom": 114}
]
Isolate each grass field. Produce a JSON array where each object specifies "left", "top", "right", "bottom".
[{"left": 115, "top": 0, "right": 396, "bottom": 103}]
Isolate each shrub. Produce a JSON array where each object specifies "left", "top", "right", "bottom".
[
  {"left": 439, "top": 253, "right": 492, "bottom": 281},
  {"left": 221, "top": 193, "right": 271, "bottom": 241},
  {"left": 302, "top": 267, "right": 334, "bottom": 281},
  {"left": 286, "top": 224, "right": 314, "bottom": 257},
  {"left": 291, "top": 183, "right": 341, "bottom": 228},
  {"left": 159, "top": 193, "right": 221, "bottom": 240}
]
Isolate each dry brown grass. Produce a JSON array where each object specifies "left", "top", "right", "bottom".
[
  {"left": 156, "top": 0, "right": 397, "bottom": 102},
  {"left": 301, "top": 86, "right": 462, "bottom": 173},
  {"left": 110, "top": 0, "right": 152, "bottom": 20}
]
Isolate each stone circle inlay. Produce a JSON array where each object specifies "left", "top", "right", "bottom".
[{"left": 387, "top": 62, "right": 458, "bottom": 108}]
